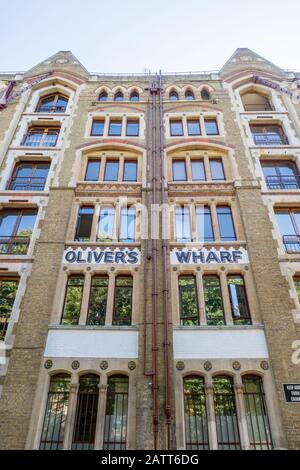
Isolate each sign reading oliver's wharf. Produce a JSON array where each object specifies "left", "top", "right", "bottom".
[
  {"left": 63, "top": 247, "right": 141, "bottom": 265},
  {"left": 170, "top": 247, "right": 249, "bottom": 265}
]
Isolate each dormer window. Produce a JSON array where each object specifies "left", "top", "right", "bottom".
[{"left": 241, "top": 91, "right": 273, "bottom": 111}]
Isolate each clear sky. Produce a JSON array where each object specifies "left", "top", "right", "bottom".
[{"left": 1, "top": 0, "right": 299, "bottom": 73}]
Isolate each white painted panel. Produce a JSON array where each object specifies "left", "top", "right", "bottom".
[
  {"left": 44, "top": 329, "right": 139, "bottom": 358},
  {"left": 173, "top": 328, "right": 269, "bottom": 359}
]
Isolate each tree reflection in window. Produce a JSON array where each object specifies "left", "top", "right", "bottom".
[
  {"left": 179, "top": 276, "right": 199, "bottom": 325},
  {"left": 61, "top": 276, "right": 84, "bottom": 325},
  {"left": 184, "top": 376, "right": 209, "bottom": 449},
  {"left": 113, "top": 276, "right": 133, "bottom": 325},
  {"left": 203, "top": 275, "right": 225, "bottom": 325},
  {"left": 87, "top": 276, "right": 109, "bottom": 326}
]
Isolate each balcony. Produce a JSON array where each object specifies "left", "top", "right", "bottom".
[
  {"left": 252, "top": 133, "right": 289, "bottom": 146},
  {"left": 265, "top": 175, "right": 300, "bottom": 190},
  {"left": 7, "top": 176, "right": 47, "bottom": 191},
  {"left": 283, "top": 235, "right": 300, "bottom": 253},
  {"left": 37, "top": 104, "right": 67, "bottom": 113},
  {"left": 0, "top": 236, "right": 30, "bottom": 255},
  {"left": 22, "top": 132, "right": 58, "bottom": 147},
  {"left": 244, "top": 103, "right": 275, "bottom": 112}
]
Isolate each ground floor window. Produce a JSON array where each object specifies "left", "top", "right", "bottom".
[
  {"left": 103, "top": 375, "right": 129, "bottom": 450},
  {"left": 39, "top": 374, "right": 71, "bottom": 450},
  {"left": 183, "top": 376, "right": 209, "bottom": 450}
]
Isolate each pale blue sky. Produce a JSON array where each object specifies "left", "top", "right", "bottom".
[{"left": 1, "top": 0, "right": 299, "bottom": 73}]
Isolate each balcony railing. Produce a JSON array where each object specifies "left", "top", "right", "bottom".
[
  {"left": 244, "top": 103, "right": 275, "bottom": 111},
  {"left": 0, "top": 236, "right": 30, "bottom": 255},
  {"left": 7, "top": 176, "right": 47, "bottom": 191},
  {"left": 37, "top": 105, "right": 67, "bottom": 113},
  {"left": 22, "top": 133, "right": 58, "bottom": 147},
  {"left": 252, "top": 133, "right": 289, "bottom": 146},
  {"left": 283, "top": 235, "right": 300, "bottom": 253},
  {"left": 266, "top": 175, "right": 300, "bottom": 190}
]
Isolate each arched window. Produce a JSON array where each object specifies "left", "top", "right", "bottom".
[
  {"left": 169, "top": 90, "right": 179, "bottom": 101},
  {"left": 103, "top": 375, "right": 129, "bottom": 450},
  {"left": 114, "top": 91, "right": 124, "bottom": 102},
  {"left": 72, "top": 374, "right": 100, "bottom": 450},
  {"left": 130, "top": 91, "right": 139, "bottom": 102},
  {"left": 98, "top": 91, "right": 108, "bottom": 102},
  {"left": 183, "top": 376, "right": 209, "bottom": 450},
  {"left": 201, "top": 89, "right": 211, "bottom": 100},
  {"left": 241, "top": 91, "right": 273, "bottom": 111},
  {"left": 36, "top": 93, "right": 68, "bottom": 113},
  {"left": 242, "top": 375, "right": 273, "bottom": 450},
  {"left": 213, "top": 376, "right": 241, "bottom": 450},
  {"left": 40, "top": 374, "right": 71, "bottom": 450},
  {"left": 185, "top": 90, "right": 195, "bottom": 101}
]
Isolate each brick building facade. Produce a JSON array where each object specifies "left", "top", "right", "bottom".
[{"left": 0, "top": 48, "right": 299, "bottom": 450}]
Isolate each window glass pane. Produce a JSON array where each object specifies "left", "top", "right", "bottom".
[
  {"left": 292, "top": 211, "right": 300, "bottom": 232},
  {"left": 196, "top": 206, "right": 214, "bottom": 242},
  {"left": 61, "top": 276, "right": 84, "bottom": 325},
  {"left": 262, "top": 165, "right": 277, "bottom": 178},
  {"left": 0, "top": 212, "right": 18, "bottom": 237},
  {"left": 184, "top": 376, "right": 209, "bottom": 450},
  {"left": 40, "top": 375, "right": 71, "bottom": 450},
  {"left": 0, "top": 278, "right": 19, "bottom": 340},
  {"left": 113, "top": 277, "right": 133, "bottom": 325},
  {"left": 213, "top": 376, "right": 241, "bottom": 450},
  {"left": 72, "top": 375, "right": 100, "bottom": 450},
  {"left": 104, "top": 161, "right": 119, "bottom": 181},
  {"left": 114, "top": 92, "right": 123, "bottom": 101},
  {"left": 275, "top": 211, "right": 296, "bottom": 236},
  {"left": 203, "top": 276, "right": 224, "bottom": 325},
  {"left": 175, "top": 207, "right": 191, "bottom": 242},
  {"left": 103, "top": 375, "right": 128, "bottom": 450},
  {"left": 210, "top": 160, "right": 225, "bottom": 180},
  {"left": 173, "top": 161, "right": 187, "bottom": 181},
  {"left": 85, "top": 161, "right": 100, "bottom": 181},
  {"left": 98, "top": 207, "right": 115, "bottom": 241},
  {"left": 170, "top": 120, "right": 183, "bottom": 136},
  {"left": 75, "top": 207, "right": 94, "bottom": 241},
  {"left": 191, "top": 160, "right": 205, "bottom": 181},
  {"left": 123, "top": 161, "right": 137, "bottom": 182},
  {"left": 17, "top": 212, "right": 36, "bottom": 237},
  {"left": 179, "top": 276, "right": 198, "bottom": 325},
  {"left": 227, "top": 275, "right": 251, "bottom": 325},
  {"left": 126, "top": 121, "right": 139, "bottom": 136},
  {"left": 91, "top": 121, "right": 104, "bottom": 136},
  {"left": 205, "top": 119, "right": 219, "bottom": 135},
  {"left": 187, "top": 120, "right": 201, "bottom": 136},
  {"left": 169, "top": 92, "right": 179, "bottom": 101},
  {"left": 243, "top": 376, "right": 273, "bottom": 450},
  {"left": 185, "top": 92, "right": 195, "bottom": 101},
  {"left": 87, "top": 276, "right": 109, "bottom": 325},
  {"left": 15, "top": 164, "right": 33, "bottom": 178},
  {"left": 119, "top": 208, "right": 135, "bottom": 242},
  {"left": 130, "top": 93, "right": 139, "bottom": 102},
  {"left": 108, "top": 121, "right": 122, "bottom": 136},
  {"left": 99, "top": 92, "right": 108, "bottom": 101},
  {"left": 217, "top": 206, "right": 236, "bottom": 241}
]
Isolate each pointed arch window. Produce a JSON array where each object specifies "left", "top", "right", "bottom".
[
  {"left": 169, "top": 90, "right": 179, "bottom": 101},
  {"left": 185, "top": 90, "right": 195, "bottom": 101},
  {"left": 98, "top": 91, "right": 108, "bottom": 102},
  {"left": 201, "top": 89, "right": 211, "bottom": 100},
  {"left": 129, "top": 91, "right": 139, "bottom": 102},
  {"left": 114, "top": 91, "right": 124, "bottom": 102}
]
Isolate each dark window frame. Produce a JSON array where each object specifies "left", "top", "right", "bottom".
[
  {"left": 36, "top": 93, "right": 68, "bottom": 113},
  {"left": 112, "top": 275, "right": 133, "bottom": 326},
  {"left": 227, "top": 274, "right": 251, "bottom": 325},
  {"left": 61, "top": 275, "right": 84, "bottom": 325},
  {"left": 170, "top": 120, "right": 184, "bottom": 136},
  {"left": 178, "top": 275, "right": 199, "bottom": 326}
]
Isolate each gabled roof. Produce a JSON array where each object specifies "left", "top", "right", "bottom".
[
  {"left": 24, "top": 50, "right": 89, "bottom": 79},
  {"left": 220, "top": 48, "right": 286, "bottom": 80}
]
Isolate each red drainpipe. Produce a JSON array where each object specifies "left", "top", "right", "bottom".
[
  {"left": 158, "top": 71, "right": 172, "bottom": 449},
  {"left": 146, "top": 76, "right": 159, "bottom": 450}
]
